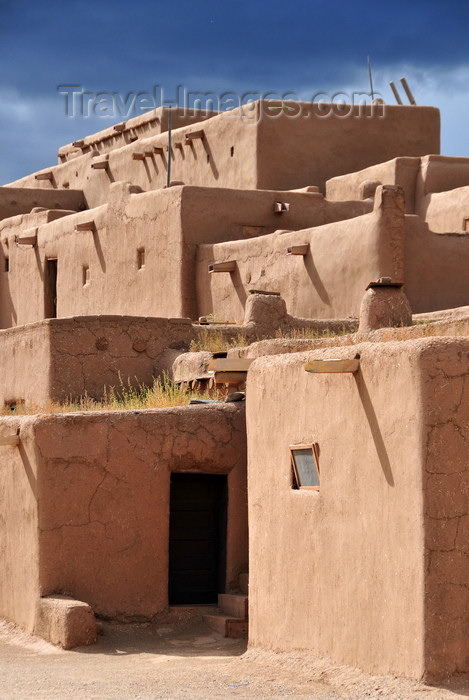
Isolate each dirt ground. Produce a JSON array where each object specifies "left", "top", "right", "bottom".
[{"left": 0, "top": 610, "right": 468, "bottom": 700}]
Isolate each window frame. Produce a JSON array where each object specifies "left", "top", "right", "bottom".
[{"left": 290, "top": 443, "right": 320, "bottom": 491}]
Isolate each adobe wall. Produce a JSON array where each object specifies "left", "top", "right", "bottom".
[
  {"left": 256, "top": 103, "right": 439, "bottom": 193},
  {"left": 326, "top": 154, "right": 469, "bottom": 230},
  {"left": 414, "top": 156, "right": 469, "bottom": 232},
  {"left": 196, "top": 186, "right": 405, "bottom": 320},
  {"left": 0, "top": 416, "right": 41, "bottom": 632},
  {"left": 0, "top": 183, "right": 371, "bottom": 327},
  {"left": 325, "top": 157, "right": 420, "bottom": 214},
  {"left": 226, "top": 308, "right": 469, "bottom": 360},
  {"left": 57, "top": 106, "right": 218, "bottom": 162},
  {"left": 0, "top": 184, "right": 186, "bottom": 325},
  {"left": 0, "top": 316, "right": 194, "bottom": 407},
  {"left": 0, "top": 187, "right": 85, "bottom": 221},
  {"left": 418, "top": 339, "right": 469, "bottom": 679},
  {"left": 34, "top": 404, "right": 247, "bottom": 618},
  {"left": 404, "top": 216, "right": 469, "bottom": 313},
  {"left": 246, "top": 341, "right": 426, "bottom": 678},
  {"left": 0, "top": 322, "right": 52, "bottom": 406},
  {"left": 5, "top": 110, "right": 259, "bottom": 209},
  {"left": 182, "top": 187, "right": 371, "bottom": 320},
  {"left": 416, "top": 186, "right": 469, "bottom": 233},
  {"left": 417, "top": 154, "right": 469, "bottom": 195},
  {"left": 5, "top": 103, "right": 440, "bottom": 209},
  {"left": 48, "top": 316, "right": 194, "bottom": 401}
]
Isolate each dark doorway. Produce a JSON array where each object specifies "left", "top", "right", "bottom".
[
  {"left": 44, "top": 258, "right": 57, "bottom": 319},
  {"left": 169, "top": 473, "right": 227, "bottom": 605}
]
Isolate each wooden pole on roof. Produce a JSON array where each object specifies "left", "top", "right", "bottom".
[
  {"left": 389, "top": 81, "right": 403, "bottom": 105},
  {"left": 166, "top": 106, "right": 172, "bottom": 188},
  {"left": 367, "top": 56, "right": 374, "bottom": 101}
]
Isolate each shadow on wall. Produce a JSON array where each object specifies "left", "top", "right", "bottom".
[
  {"left": 232, "top": 266, "right": 247, "bottom": 311},
  {"left": 354, "top": 372, "right": 395, "bottom": 487},
  {"left": 19, "top": 441, "right": 37, "bottom": 498},
  {"left": 93, "top": 228, "right": 106, "bottom": 272},
  {"left": 304, "top": 251, "right": 331, "bottom": 306}
]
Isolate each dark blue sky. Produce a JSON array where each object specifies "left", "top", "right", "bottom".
[{"left": 1, "top": 0, "right": 469, "bottom": 183}]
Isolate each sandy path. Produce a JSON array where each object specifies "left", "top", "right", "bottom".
[{"left": 0, "top": 615, "right": 467, "bottom": 700}]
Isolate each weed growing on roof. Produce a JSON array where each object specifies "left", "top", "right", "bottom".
[
  {"left": 190, "top": 328, "right": 249, "bottom": 352},
  {"left": 0, "top": 374, "right": 223, "bottom": 415}
]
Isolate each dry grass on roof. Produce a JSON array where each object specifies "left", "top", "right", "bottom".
[
  {"left": 0, "top": 375, "right": 224, "bottom": 416},
  {"left": 190, "top": 325, "right": 352, "bottom": 352}
]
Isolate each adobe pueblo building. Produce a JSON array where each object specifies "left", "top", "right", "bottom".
[{"left": 0, "top": 99, "right": 468, "bottom": 682}]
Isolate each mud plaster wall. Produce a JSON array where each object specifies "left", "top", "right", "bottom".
[
  {"left": 419, "top": 340, "right": 469, "bottom": 679},
  {"left": 48, "top": 316, "right": 194, "bottom": 401},
  {"left": 417, "top": 155, "right": 469, "bottom": 195},
  {"left": 417, "top": 186, "right": 469, "bottom": 233},
  {"left": 325, "top": 157, "right": 420, "bottom": 214},
  {"left": 0, "top": 184, "right": 370, "bottom": 327},
  {"left": 57, "top": 107, "right": 218, "bottom": 162},
  {"left": 404, "top": 216, "right": 469, "bottom": 313},
  {"left": 34, "top": 404, "right": 247, "bottom": 619},
  {"left": 181, "top": 187, "right": 371, "bottom": 320},
  {"left": 246, "top": 342, "right": 426, "bottom": 679},
  {"left": 0, "top": 187, "right": 85, "bottom": 221},
  {"left": 0, "top": 316, "right": 194, "bottom": 406},
  {"left": 327, "top": 156, "right": 469, "bottom": 234},
  {"left": 256, "top": 104, "right": 439, "bottom": 193},
  {"left": 5, "top": 110, "right": 259, "bottom": 209},
  {"left": 5, "top": 104, "right": 439, "bottom": 210},
  {"left": 414, "top": 156, "right": 469, "bottom": 232},
  {"left": 0, "top": 186, "right": 187, "bottom": 325},
  {"left": 0, "top": 322, "right": 52, "bottom": 406},
  {"left": 0, "top": 417, "right": 40, "bottom": 632},
  {"left": 196, "top": 186, "right": 404, "bottom": 321}
]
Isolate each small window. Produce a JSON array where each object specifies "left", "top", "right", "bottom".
[
  {"left": 137, "top": 248, "right": 145, "bottom": 269},
  {"left": 4, "top": 257, "right": 9, "bottom": 272},
  {"left": 230, "top": 146, "right": 234, "bottom": 157},
  {"left": 82, "top": 265, "right": 90, "bottom": 285},
  {"left": 290, "top": 444, "right": 320, "bottom": 490}
]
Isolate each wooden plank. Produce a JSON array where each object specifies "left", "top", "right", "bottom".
[
  {"left": 16, "top": 235, "right": 37, "bottom": 246},
  {"left": 249, "top": 289, "right": 280, "bottom": 296},
  {"left": 208, "top": 358, "right": 253, "bottom": 372},
  {"left": 185, "top": 129, "right": 205, "bottom": 143},
  {"left": 213, "top": 371, "right": 246, "bottom": 384},
  {"left": 0, "top": 435, "right": 20, "bottom": 446},
  {"left": 35, "top": 172, "right": 53, "bottom": 181},
  {"left": 74, "top": 221, "right": 95, "bottom": 232},
  {"left": 208, "top": 261, "right": 236, "bottom": 273},
  {"left": 305, "top": 359, "right": 359, "bottom": 374},
  {"left": 286, "top": 244, "right": 309, "bottom": 256}
]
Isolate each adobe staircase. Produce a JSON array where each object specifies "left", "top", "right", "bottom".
[{"left": 203, "top": 572, "right": 249, "bottom": 639}]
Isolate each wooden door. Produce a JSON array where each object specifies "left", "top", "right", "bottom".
[{"left": 169, "top": 473, "right": 227, "bottom": 605}]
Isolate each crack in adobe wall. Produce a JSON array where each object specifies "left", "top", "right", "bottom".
[
  {"left": 34, "top": 404, "right": 246, "bottom": 617},
  {"left": 419, "top": 341, "right": 469, "bottom": 679},
  {"left": 48, "top": 317, "right": 194, "bottom": 401}
]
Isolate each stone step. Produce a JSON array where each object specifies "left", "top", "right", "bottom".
[
  {"left": 239, "top": 572, "right": 249, "bottom": 595},
  {"left": 218, "top": 593, "right": 248, "bottom": 619},
  {"left": 203, "top": 612, "right": 248, "bottom": 639}
]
